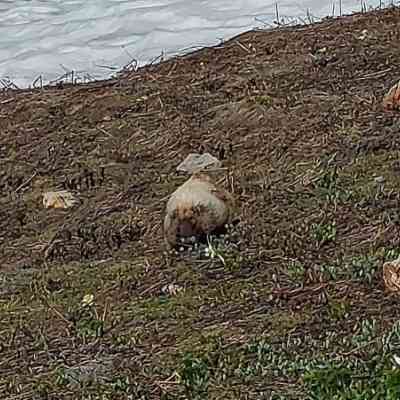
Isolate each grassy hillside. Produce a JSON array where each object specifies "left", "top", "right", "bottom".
[{"left": 2, "top": 6, "right": 400, "bottom": 399}]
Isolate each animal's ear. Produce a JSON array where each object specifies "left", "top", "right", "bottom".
[{"left": 383, "top": 81, "right": 400, "bottom": 111}]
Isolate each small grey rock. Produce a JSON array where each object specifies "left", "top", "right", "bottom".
[
  {"left": 374, "top": 176, "right": 385, "bottom": 184},
  {"left": 177, "top": 153, "right": 221, "bottom": 174}
]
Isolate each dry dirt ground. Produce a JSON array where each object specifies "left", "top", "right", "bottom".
[{"left": 2, "top": 7, "right": 400, "bottom": 399}]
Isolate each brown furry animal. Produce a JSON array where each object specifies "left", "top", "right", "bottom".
[{"left": 164, "top": 173, "right": 235, "bottom": 247}]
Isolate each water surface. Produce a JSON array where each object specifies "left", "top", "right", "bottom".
[{"left": 0, "top": 0, "right": 385, "bottom": 87}]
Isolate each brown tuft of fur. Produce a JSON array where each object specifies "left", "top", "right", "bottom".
[{"left": 164, "top": 173, "right": 235, "bottom": 247}]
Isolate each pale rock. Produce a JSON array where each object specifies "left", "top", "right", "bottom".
[
  {"left": 383, "top": 80, "right": 400, "bottom": 111},
  {"left": 358, "top": 29, "right": 369, "bottom": 40},
  {"left": 43, "top": 190, "right": 78, "bottom": 209},
  {"left": 61, "top": 358, "right": 114, "bottom": 387},
  {"left": 383, "top": 258, "right": 400, "bottom": 293},
  {"left": 161, "top": 283, "right": 184, "bottom": 296},
  {"left": 177, "top": 153, "right": 221, "bottom": 174}
]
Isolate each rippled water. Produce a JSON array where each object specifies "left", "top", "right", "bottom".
[{"left": 0, "top": 0, "right": 384, "bottom": 88}]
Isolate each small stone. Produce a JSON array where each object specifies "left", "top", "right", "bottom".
[
  {"left": 394, "top": 354, "right": 400, "bottom": 367},
  {"left": 358, "top": 29, "right": 369, "bottom": 40},
  {"left": 374, "top": 176, "right": 385, "bottom": 184},
  {"left": 161, "top": 283, "right": 184, "bottom": 296},
  {"left": 188, "top": 236, "right": 196, "bottom": 243},
  {"left": 383, "top": 81, "right": 400, "bottom": 111},
  {"left": 60, "top": 358, "right": 113, "bottom": 387},
  {"left": 43, "top": 190, "right": 78, "bottom": 209},
  {"left": 177, "top": 153, "right": 221, "bottom": 174},
  {"left": 81, "top": 293, "right": 94, "bottom": 307},
  {"left": 383, "top": 258, "right": 400, "bottom": 293}
]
